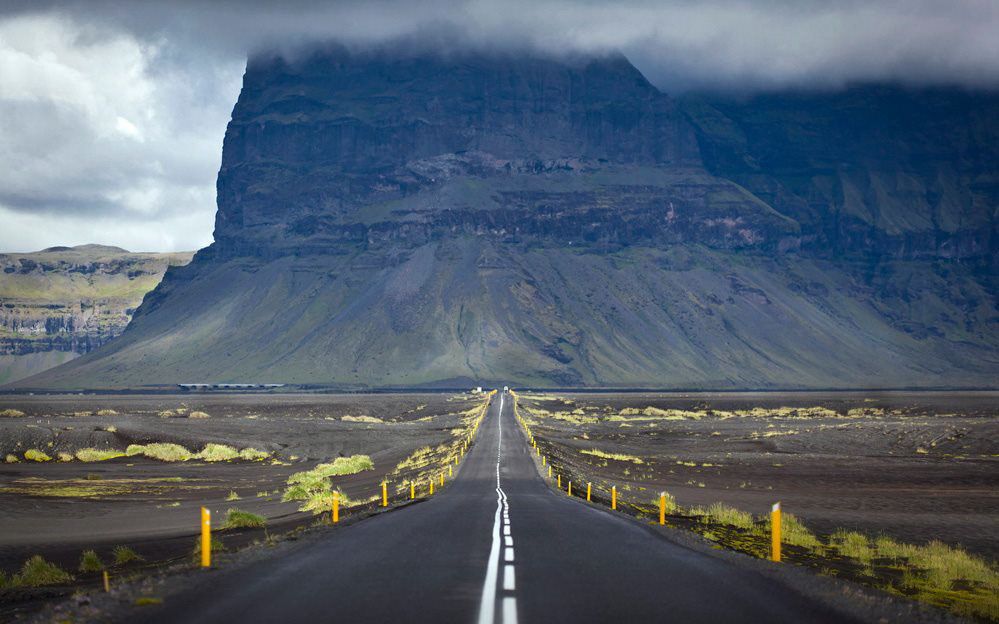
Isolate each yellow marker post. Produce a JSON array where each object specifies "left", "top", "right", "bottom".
[
  {"left": 333, "top": 491, "right": 340, "bottom": 523},
  {"left": 542, "top": 455, "right": 546, "bottom": 465},
  {"left": 568, "top": 481, "right": 572, "bottom": 497},
  {"left": 102, "top": 570, "right": 110, "bottom": 593},
  {"left": 449, "top": 464, "right": 453, "bottom": 477},
  {"left": 587, "top": 482, "right": 592, "bottom": 502},
  {"left": 557, "top": 474, "right": 561, "bottom": 488},
  {"left": 200, "top": 507, "right": 211, "bottom": 568},
  {"left": 454, "top": 456, "right": 459, "bottom": 465},
  {"left": 659, "top": 493, "right": 666, "bottom": 525},
  {"left": 548, "top": 465, "right": 552, "bottom": 478},
  {"left": 771, "top": 502, "right": 782, "bottom": 562},
  {"left": 440, "top": 473, "right": 445, "bottom": 486},
  {"left": 429, "top": 480, "right": 435, "bottom": 495},
  {"left": 382, "top": 481, "right": 388, "bottom": 507},
  {"left": 410, "top": 482, "right": 415, "bottom": 499},
  {"left": 611, "top": 486, "right": 617, "bottom": 510}
]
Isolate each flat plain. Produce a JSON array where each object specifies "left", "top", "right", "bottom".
[{"left": 0, "top": 392, "right": 487, "bottom": 617}]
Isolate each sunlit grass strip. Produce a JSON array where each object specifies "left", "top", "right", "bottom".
[
  {"left": 282, "top": 455, "right": 374, "bottom": 514},
  {"left": 580, "top": 448, "right": 644, "bottom": 464}
]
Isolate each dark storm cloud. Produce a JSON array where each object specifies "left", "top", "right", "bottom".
[
  {"left": 4, "top": 0, "right": 998, "bottom": 91},
  {"left": 0, "top": 1, "right": 996, "bottom": 251}
]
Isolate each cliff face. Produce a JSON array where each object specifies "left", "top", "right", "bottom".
[
  {"left": 0, "top": 245, "right": 192, "bottom": 384},
  {"left": 18, "top": 49, "right": 998, "bottom": 390}
]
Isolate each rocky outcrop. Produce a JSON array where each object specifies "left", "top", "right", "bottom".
[
  {"left": 0, "top": 245, "right": 192, "bottom": 384},
  {"left": 17, "top": 49, "right": 998, "bottom": 389}
]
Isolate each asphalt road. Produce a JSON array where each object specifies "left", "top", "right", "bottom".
[{"left": 137, "top": 391, "right": 852, "bottom": 623}]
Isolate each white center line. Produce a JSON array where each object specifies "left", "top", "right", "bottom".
[
  {"left": 503, "top": 565, "right": 516, "bottom": 591},
  {"left": 503, "top": 597, "right": 519, "bottom": 624},
  {"left": 477, "top": 392, "right": 517, "bottom": 624}
]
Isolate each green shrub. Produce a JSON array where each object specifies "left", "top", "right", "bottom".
[
  {"left": 197, "top": 444, "right": 239, "bottom": 462},
  {"left": 75, "top": 448, "right": 125, "bottom": 462},
  {"left": 222, "top": 508, "right": 266, "bottom": 529},
  {"left": 24, "top": 449, "right": 52, "bottom": 462},
  {"left": 0, "top": 408, "right": 25, "bottom": 417},
  {"left": 15, "top": 556, "right": 73, "bottom": 587},
  {"left": 112, "top": 545, "right": 143, "bottom": 565},
  {"left": 78, "top": 550, "right": 104, "bottom": 573}
]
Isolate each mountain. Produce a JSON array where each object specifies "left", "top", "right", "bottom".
[
  {"left": 0, "top": 245, "right": 193, "bottom": 384},
  {"left": 15, "top": 48, "right": 998, "bottom": 390}
]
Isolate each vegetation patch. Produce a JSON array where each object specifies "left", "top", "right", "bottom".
[
  {"left": 14, "top": 555, "right": 73, "bottom": 587},
  {"left": 75, "top": 448, "right": 125, "bottom": 462},
  {"left": 238, "top": 448, "right": 270, "bottom": 461},
  {"left": 134, "top": 597, "right": 163, "bottom": 606},
  {"left": 283, "top": 455, "right": 372, "bottom": 514},
  {"left": 342, "top": 415, "right": 384, "bottom": 423},
  {"left": 5, "top": 454, "right": 19, "bottom": 463},
  {"left": 580, "top": 448, "right": 644, "bottom": 464},
  {"left": 0, "top": 408, "right": 25, "bottom": 417},
  {"left": 192, "top": 536, "right": 225, "bottom": 562},
  {"left": 113, "top": 545, "right": 143, "bottom": 565},
  {"left": 0, "top": 477, "right": 193, "bottom": 498},
  {"left": 78, "top": 550, "right": 104, "bottom": 573},
  {"left": 222, "top": 508, "right": 266, "bottom": 529},
  {"left": 197, "top": 443, "right": 239, "bottom": 462},
  {"left": 188, "top": 411, "right": 210, "bottom": 419},
  {"left": 24, "top": 449, "right": 52, "bottom": 462},
  {"left": 126, "top": 443, "right": 193, "bottom": 462},
  {"left": 96, "top": 409, "right": 118, "bottom": 416}
]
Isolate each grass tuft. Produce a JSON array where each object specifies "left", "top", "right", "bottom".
[
  {"left": 283, "top": 455, "right": 371, "bottom": 514},
  {"left": 24, "top": 449, "right": 52, "bottom": 462},
  {"left": 222, "top": 508, "right": 266, "bottom": 529},
  {"left": 580, "top": 448, "right": 644, "bottom": 464},
  {"left": 75, "top": 448, "right": 124, "bottom": 462},
  {"left": 15, "top": 555, "right": 73, "bottom": 587},
  {"left": 238, "top": 448, "right": 269, "bottom": 461},
  {"left": 188, "top": 411, "right": 210, "bottom": 419},
  {"left": 702, "top": 503, "right": 755, "bottom": 529},
  {"left": 78, "top": 550, "right": 104, "bottom": 573},
  {"left": 96, "top": 409, "right": 117, "bottom": 416},
  {"left": 830, "top": 530, "right": 873, "bottom": 563},
  {"left": 134, "top": 597, "right": 163, "bottom": 606},
  {"left": 192, "top": 536, "right": 225, "bottom": 562},
  {"left": 341, "top": 415, "right": 384, "bottom": 423},
  {"left": 112, "top": 545, "right": 143, "bottom": 565},
  {"left": 125, "top": 443, "right": 193, "bottom": 462},
  {"left": 5, "top": 454, "right": 19, "bottom": 463},
  {"left": 226, "top": 490, "right": 241, "bottom": 501},
  {"left": 197, "top": 444, "right": 239, "bottom": 462},
  {"left": 0, "top": 408, "right": 25, "bottom": 417},
  {"left": 654, "top": 491, "right": 678, "bottom": 514}
]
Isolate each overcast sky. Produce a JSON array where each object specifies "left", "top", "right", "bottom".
[{"left": 1, "top": 1, "right": 997, "bottom": 253}]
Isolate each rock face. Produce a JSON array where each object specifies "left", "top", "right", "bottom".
[
  {"left": 0, "top": 245, "right": 192, "bottom": 384},
  {"left": 18, "top": 48, "right": 998, "bottom": 389}
]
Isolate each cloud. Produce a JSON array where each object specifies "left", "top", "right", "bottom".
[
  {"left": 0, "top": 13, "right": 240, "bottom": 252},
  {"left": 0, "top": 1, "right": 996, "bottom": 251}
]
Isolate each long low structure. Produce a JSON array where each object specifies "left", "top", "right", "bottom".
[{"left": 178, "top": 383, "right": 286, "bottom": 391}]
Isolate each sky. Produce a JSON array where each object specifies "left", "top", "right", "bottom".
[{"left": 1, "top": 1, "right": 997, "bottom": 253}]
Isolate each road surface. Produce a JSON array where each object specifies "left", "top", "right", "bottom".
[{"left": 138, "top": 391, "right": 851, "bottom": 623}]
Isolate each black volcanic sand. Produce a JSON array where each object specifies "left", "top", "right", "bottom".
[
  {"left": 518, "top": 391, "right": 999, "bottom": 561},
  {"left": 0, "top": 392, "right": 483, "bottom": 614}
]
